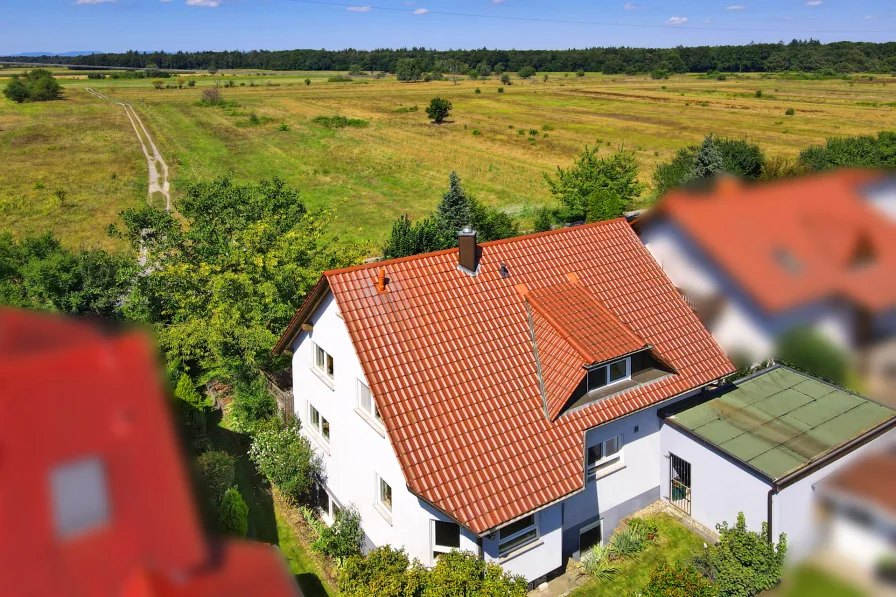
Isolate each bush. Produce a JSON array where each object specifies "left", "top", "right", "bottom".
[
  {"left": 518, "top": 66, "right": 536, "bottom": 79},
  {"left": 628, "top": 516, "right": 659, "bottom": 541},
  {"left": 249, "top": 420, "right": 322, "bottom": 503},
  {"left": 755, "top": 89, "right": 763, "bottom": 98},
  {"left": 576, "top": 69, "right": 585, "bottom": 77},
  {"left": 425, "top": 97, "right": 452, "bottom": 124},
  {"left": 497, "top": 86, "right": 504, "bottom": 93},
  {"left": 188, "top": 79, "right": 196, "bottom": 87},
  {"left": 312, "top": 115, "right": 369, "bottom": 128},
  {"left": 785, "top": 107, "right": 795, "bottom": 115},
  {"left": 311, "top": 505, "right": 365, "bottom": 566},
  {"left": 218, "top": 487, "right": 249, "bottom": 536},
  {"left": 198, "top": 450, "right": 235, "bottom": 505},
  {"left": 698, "top": 512, "right": 786, "bottom": 597},
  {"left": 427, "top": 550, "right": 528, "bottom": 596},
  {"left": 474, "top": 88, "right": 481, "bottom": 94},
  {"left": 799, "top": 130, "right": 896, "bottom": 171},
  {"left": 304, "top": 78, "right": 311, "bottom": 85},
  {"left": 278, "top": 123, "right": 289, "bottom": 131},
  {"left": 775, "top": 328, "right": 850, "bottom": 387},
  {"left": 3, "top": 69, "right": 63, "bottom": 103},
  {"left": 229, "top": 376, "right": 277, "bottom": 433},
  {"left": 500, "top": 74, "right": 511, "bottom": 85},
  {"left": 468, "top": 69, "right": 479, "bottom": 80},
  {"left": 643, "top": 563, "right": 717, "bottom": 597},
  {"left": 651, "top": 68, "right": 671, "bottom": 80},
  {"left": 340, "top": 546, "right": 426, "bottom": 597},
  {"left": 609, "top": 527, "right": 646, "bottom": 558},
  {"left": 581, "top": 543, "right": 619, "bottom": 581},
  {"left": 201, "top": 86, "right": 222, "bottom": 104},
  {"left": 328, "top": 75, "right": 354, "bottom": 83},
  {"left": 471, "top": 129, "right": 481, "bottom": 136},
  {"left": 533, "top": 206, "right": 555, "bottom": 232}
]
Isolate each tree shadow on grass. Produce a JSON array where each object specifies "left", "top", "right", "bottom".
[
  {"left": 295, "top": 573, "right": 331, "bottom": 597},
  {"left": 205, "top": 409, "right": 278, "bottom": 544}
]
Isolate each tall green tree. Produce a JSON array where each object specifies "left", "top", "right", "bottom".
[
  {"left": 112, "top": 176, "right": 366, "bottom": 376},
  {"left": 545, "top": 146, "right": 644, "bottom": 221},
  {"left": 692, "top": 134, "right": 724, "bottom": 179},
  {"left": 2, "top": 69, "right": 62, "bottom": 103},
  {"left": 381, "top": 215, "right": 445, "bottom": 260},
  {"left": 435, "top": 171, "right": 472, "bottom": 234}
]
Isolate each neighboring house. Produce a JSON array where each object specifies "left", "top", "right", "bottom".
[
  {"left": 817, "top": 447, "right": 896, "bottom": 571},
  {"left": 634, "top": 170, "right": 896, "bottom": 404},
  {"left": 0, "top": 309, "right": 298, "bottom": 597},
  {"left": 273, "top": 219, "right": 896, "bottom": 585}
]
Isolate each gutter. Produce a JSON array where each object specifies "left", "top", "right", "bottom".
[{"left": 765, "top": 414, "right": 896, "bottom": 543}]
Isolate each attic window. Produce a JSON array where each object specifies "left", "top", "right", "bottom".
[
  {"left": 586, "top": 358, "right": 631, "bottom": 392},
  {"left": 774, "top": 248, "right": 801, "bottom": 274},
  {"left": 51, "top": 457, "right": 110, "bottom": 539}
]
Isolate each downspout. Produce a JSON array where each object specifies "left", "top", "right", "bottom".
[{"left": 766, "top": 485, "right": 779, "bottom": 544}]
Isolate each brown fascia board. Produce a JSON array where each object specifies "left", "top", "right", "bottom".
[{"left": 272, "top": 276, "right": 331, "bottom": 355}]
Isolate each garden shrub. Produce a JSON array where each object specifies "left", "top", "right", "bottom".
[
  {"left": 425, "top": 550, "right": 528, "bottom": 596},
  {"left": 697, "top": 512, "right": 786, "bottom": 597},
  {"left": 249, "top": 420, "right": 322, "bottom": 503},
  {"left": 228, "top": 376, "right": 278, "bottom": 434},
  {"left": 580, "top": 543, "right": 619, "bottom": 581},
  {"left": 628, "top": 516, "right": 659, "bottom": 541},
  {"left": 775, "top": 328, "right": 849, "bottom": 387},
  {"left": 340, "top": 546, "right": 426, "bottom": 597},
  {"left": 799, "top": 130, "right": 896, "bottom": 171},
  {"left": 643, "top": 563, "right": 717, "bottom": 597},
  {"left": 311, "top": 505, "right": 365, "bottom": 566},
  {"left": 218, "top": 487, "right": 249, "bottom": 536},
  {"left": 197, "top": 450, "right": 235, "bottom": 505},
  {"left": 609, "top": 527, "right": 646, "bottom": 558}
]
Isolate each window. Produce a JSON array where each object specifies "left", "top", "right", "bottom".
[
  {"left": 358, "top": 380, "right": 382, "bottom": 425},
  {"left": 376, "top": 475, "right": 393, "bottom": 513},
  {"left": 586, "top": 358, "right": 630, "bottom": 393},
  {"left": 432, "top": 520, "right": 461, "bottom": 561},
  {"left": 578, "top": 520, "right": 602, "bottom": 556},
  {"left": 587, "top": 435, "right": 623, "bottom": 477},
  {"left": 51, "top": 457, "right": 110, "bottom": 539},
  {"left": 316, "top": 485, "right": 341, "bottom": 524},
  {"left": 498, "top": 514, "right": 538, "bottom": 556},
  {"left": 313, "top": 343, "right": 334, "bottom": 380},
  {"left": 308, "top": 404, "right": 330, "bottom": 443}
]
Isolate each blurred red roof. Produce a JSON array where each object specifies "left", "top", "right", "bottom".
[
  {"left": 0, "top": 309, "right": 299, "bottom": 597},
  {"left": 649, "top": 170, "right": 896, "bottom": 313},
  {"left": 276, "top": 219, "right": 733, "bottom": 533}
]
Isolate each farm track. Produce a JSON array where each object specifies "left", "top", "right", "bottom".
[{"left": 86, "top": 87, "right": 171, "bottom": 211}]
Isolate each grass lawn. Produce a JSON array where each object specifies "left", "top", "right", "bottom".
[
  {"left": 3, "top": 70, "right": 896, "bottom": 250},
  {"left": 570, "top": 513, "right": 708, "bottom": 597},
  {"left": 771, "top": 565, "right": 869, "bottom": 597},
  {"left": 205, "top": 411, "right": 337, "bottom": 596}
]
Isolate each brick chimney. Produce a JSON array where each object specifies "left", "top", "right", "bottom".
[{"left": 458, "top": 226, "right": 480, "bottom": 275}]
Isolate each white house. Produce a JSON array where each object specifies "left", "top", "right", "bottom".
[
  {"left": 635, "top": 170, "right": 896, "bottom": 405},
  {"left": 273, "top": 220, "right": 895, "bottom": 586}
]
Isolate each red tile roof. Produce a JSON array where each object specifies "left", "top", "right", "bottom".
[
  {"left": 644, "top": 170, "right": 896, "bottom": 313},
  {"left": 276, "top": 219, "right": 734, "bottom": 534},
  {"left": 0, "top": 309, "right": 298, "bottom": 597},
  {"left": 823, "top": 449, "right": 896, "bottom": 520}
]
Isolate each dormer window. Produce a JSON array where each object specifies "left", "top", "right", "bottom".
[{"left": 586, "top": 358, "right": 631, "bottom": 392}]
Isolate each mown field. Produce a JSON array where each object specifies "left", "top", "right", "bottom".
[{"left": 2, "top": 67, "right": 896, "bottom": 251}]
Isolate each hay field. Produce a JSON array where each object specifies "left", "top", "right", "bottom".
[{"left": 2, "top": 68, "right": 895, "bottom": 250}]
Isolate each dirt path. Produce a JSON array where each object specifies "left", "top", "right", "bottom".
[{"left": 86, "top": 88, "right": 171, "bottom": 211}]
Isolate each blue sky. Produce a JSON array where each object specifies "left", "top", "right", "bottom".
[{"left": 2, "top": 0, "right": 894, "bottom": 55}]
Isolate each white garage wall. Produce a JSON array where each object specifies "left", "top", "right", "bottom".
[{"left": 659, "top": 423, "right": 771, "bottom": 536}]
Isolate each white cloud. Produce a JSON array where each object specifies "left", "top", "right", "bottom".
[
  {"left": 74, "top": 0, "right": 116, "bottom": 4},
  {"left": 347, "top": 5, "right": 372, "bottom": 10},
  {"left": 413, "top": 8, "right": 428, "bottom": 14},
  {"left": 863, "top": 14, "right": 876, "bottom": 19},
  {"left": 704, "top": 17, "right": 711, "bottom": 23},
  {"left": 623, "top": 2, "right": 643, "bottom": 9},
  {"left": 186, "top": 0, "right": 221, "bottom": 6},
  {"left": 665, "top": 16, "right": 687, "bottom": 24},
  {"left": 804, "top": 0, "right": 822, "bottom": 5},
  {"left": 726, "top": 5, "right": 745, "bottom": 10}
]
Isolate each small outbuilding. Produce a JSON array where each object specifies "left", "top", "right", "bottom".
[{"left": 659, "top": 365, "right": 896, "bottom": 559}]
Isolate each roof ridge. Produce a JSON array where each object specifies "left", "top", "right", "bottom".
[{"left": 322, "top": 218, "right": 630, "bottom": 278}]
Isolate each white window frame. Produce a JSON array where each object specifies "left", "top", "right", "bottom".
[
  {"left": 587, "top": 434, "right": 624, "bottom": 478},
  {"left": 317, "top": 485, "right": 341, "bottom": 525},
  {"left": 308, "top": 403, "right": 330, "bottom": 444},
  {"left": 586, "top": 357, "right": 631, "bottom": 393},
  {"left": 497, "top": 513, "right": 539, "bottom": 557},
  {"left": 312, "top": 342, "right": 334, "bottom": 381},
  {"left": 431, "top": 520, "right": 462, "bottom": 563},
  {"left": 375, "top": 474, "right": 393, "bottom": 521},
  {"left": 357, "top": 379, "right": 383, "bottom": 428}
]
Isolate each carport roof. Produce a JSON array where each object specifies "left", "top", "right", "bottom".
[{"left": 663, "top": 366, "right": 896, "bottom": 481}]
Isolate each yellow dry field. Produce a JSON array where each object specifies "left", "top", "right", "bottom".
[{"left": 2, "top": 69, "right": 895, "bottom": 249}]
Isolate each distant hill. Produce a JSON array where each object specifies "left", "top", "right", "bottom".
[{"left": 15, "top": 51, "right": 102, "bottom": 58}]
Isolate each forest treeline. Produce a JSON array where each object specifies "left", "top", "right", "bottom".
[{"left": 5, "top": 39, "right": 896, "bottom": 74}]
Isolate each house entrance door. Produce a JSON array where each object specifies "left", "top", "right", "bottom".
[{"left": 670, "top": 453, "right": 692, "bottom": 515}]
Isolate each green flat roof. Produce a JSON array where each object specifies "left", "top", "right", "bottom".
[{"left": 665, "top": 367, "right": 896, "bottom": 481}]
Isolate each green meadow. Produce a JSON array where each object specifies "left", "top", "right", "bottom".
[{"left": 2, "top": 67, "right": 896, "bottom": 250}]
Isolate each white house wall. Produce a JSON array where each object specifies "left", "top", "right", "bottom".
[
  {"left": 482, "top": 504, "right": 564, "bottom": 582},
  {"left": 640, "top": 220, "right": 856, "bottom": 362},
  {"left": 291, "top": 292, "right": 478, "bottom": 568},
  {"left": 659, "top": 423, "right": 771, "bottom": 537},
  {"left": 776, "top": 432, "right": 895, "bottom": 561}
]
